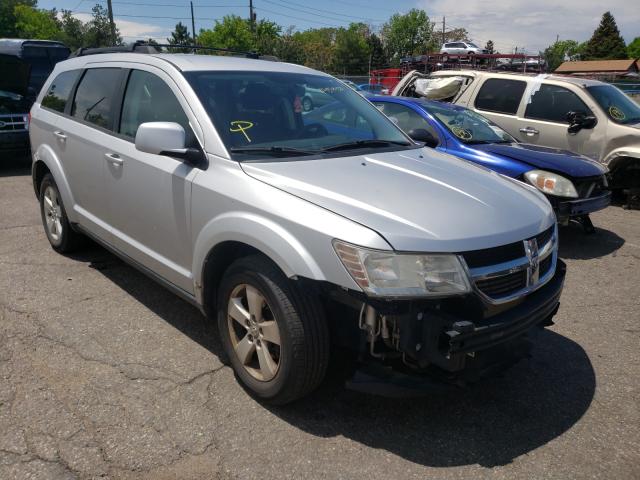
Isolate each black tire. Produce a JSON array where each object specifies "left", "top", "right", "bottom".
[
  {"left": 217, "top": 254, "right": 329, "bottom": 405},
  {"left": 39, "top": 173, "right": 85, "bottom": 253},
  {"left": 302, "top": 96, "right": 313, "bottom": 112}
]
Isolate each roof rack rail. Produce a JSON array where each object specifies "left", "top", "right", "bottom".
[{"left": 70, "top": 40, "right": 279, "bottom": 61}]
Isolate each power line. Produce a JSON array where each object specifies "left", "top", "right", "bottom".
[
  {"left": 260, "top": 0, "right": 384, "bottom": 22},
  {"left": 75, "top": 10, "right": 224, "bottom": 20},
  {"left": 255, "top": 6, "right": 347, "bottom": 28}
]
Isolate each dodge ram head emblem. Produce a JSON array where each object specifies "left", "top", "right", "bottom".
[{"left": 524, "top": 238, "right": 539, "bottom": 286}]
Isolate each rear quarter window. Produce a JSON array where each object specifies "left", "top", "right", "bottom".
[
  {"left": 475, "top": 78, "right": 527, "bottom": 115},
  {"left": 41, "top": 70, "right": 81, "bottom": 113}
]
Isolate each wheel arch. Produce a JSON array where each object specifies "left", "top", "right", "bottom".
[
  {"left": 194, "top": 212, "right": 326, "bottom": 315},
  {"left": 32, "top": 145, "right": 77, "bottom": 222}
]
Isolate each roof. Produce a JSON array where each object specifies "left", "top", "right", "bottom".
[
  {"left": 57, "top": 51, "right": 322, "bottom": 75},
  {"left": 368, "top": 94, "right": 466, "bottom": 112},
  {"left": 428, "top": 69, "right": 606, "bottom": 87},
  {"left": 555, "top": 59, "right": 639, "bottom": 74},
  {"left": 0, "top": 39, "right": 68, "bottom": 56}
]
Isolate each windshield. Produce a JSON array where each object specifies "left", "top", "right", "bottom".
[
  {"left": 586, "top": 84, "right": 640, "bottom": 125},
  {"left": 467, "top": 42, "right": 479, "bottom": 48},
  {"left": 184, "top": 71, "right": 411, "bottom": 159},
  {"left": 424, "top": 102, "right": 516, "bottom": 144}
]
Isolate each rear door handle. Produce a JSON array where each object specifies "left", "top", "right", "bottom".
[
  {"left": 104, "top": 153, "right": 123, "bottom": 166},
  {"left": 519, "top": 127, "right": 540, "bottom": 136},
  {"left": 53, "top": 130, "right": 67, "bottom": 141}
]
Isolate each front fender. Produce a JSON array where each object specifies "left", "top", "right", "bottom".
[
  {"left": 193, "top": 211, "right": 337, "bottom": 303},
  {"left": 33, "top": 144, "right": 78, "bottom": 223}
]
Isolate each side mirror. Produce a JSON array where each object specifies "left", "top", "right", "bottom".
[
  {"left": 135, "top": 122, "right": 205, "bottom": 167},
  {"left": 408, "top": 128, "right": 439, "bottom": 148},
  {"left": 566, "top": 111, "right": 597, "bottom": 134}
]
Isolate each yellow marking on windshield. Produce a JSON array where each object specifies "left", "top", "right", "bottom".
[
  {"left": 451, "top": 125, "right": 472, "bottom": 140},
  {"left": 609, "top": 106, "right": 625, "bottom": 121},
  {"left": 230, "top": 120, "right": 254, "bottom": 142}
]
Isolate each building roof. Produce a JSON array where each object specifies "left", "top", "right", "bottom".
[{"left": 555, "top": 59, "right": 639, "bottom": 74}]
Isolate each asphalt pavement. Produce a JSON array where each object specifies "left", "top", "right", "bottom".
[{"left": 0, "top": 161, "right": 638, "bottom": 479}]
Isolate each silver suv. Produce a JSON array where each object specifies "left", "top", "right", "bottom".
[{"left": 30, "top": 50, "right": 565, "bottom": 404}]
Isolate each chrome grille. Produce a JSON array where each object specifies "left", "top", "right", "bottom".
[
  {"left": 460, "top": 225, "right": 557, "bottom": 304},
  {"left": 0, "top": 114, "right": 29, "bottom": 133}
]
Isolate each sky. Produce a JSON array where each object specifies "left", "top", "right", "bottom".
[{"left": 37, "top": 0, "right": 639, "bottom": 54}]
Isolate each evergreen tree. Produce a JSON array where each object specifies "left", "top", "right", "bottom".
[
  {"left": 168, "top": 22, "right": 192, "bottom": 47},
  {"left": 583, "top": 11, "right": 627, "bottom": 60},
  {"left": 367, "top": 33, "right": 386, "bottom": 69}
]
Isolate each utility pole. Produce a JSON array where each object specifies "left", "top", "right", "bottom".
[
  {"left": 249, "top": 0, "right": 255, "bottom": 32},
  {"left": 190, "top": 1, "right": 197, "bottom": 45},
  {"left": 106, "top": 0, "right": 116, "bottom": 46},
  {"left": 441, "top": 16, "right": 445, "bottom": 45}
]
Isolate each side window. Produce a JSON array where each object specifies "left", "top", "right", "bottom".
[
  {"left": 373, "top": 102, "right": 439, "bottom": 141},
  {"left": 475, "top": 78, "right": 527, "bottom": 115},
  {"left": 41, "top": 70, "right": 81, "bottom": 113},
  {"left": 119, "top": 70, "right": 197, "bottom": 147},
  {"left": 71, "top": 68, "right": 122, "bottom": 129},
  {"left": 525, "top": 84, "right": 591, "bottom": 123}
]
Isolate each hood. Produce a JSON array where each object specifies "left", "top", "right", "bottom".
[
  {"left": 241, "top": 148, "right": 555, "bottom": 252},
  {"left": 0, "top": 54, "right": 30, "bottom": 98},
  {"left": 472, "top": 142, "right": 607, "bottom": 178}
]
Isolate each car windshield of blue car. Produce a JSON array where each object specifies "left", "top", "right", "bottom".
[
  {"left": 184, "top": 71, "right": 412, "bottom": 160},
  {"left": 427, "top": 103, "right": 516, "bottom": 145},
  {"left": 586, "top": 84, "right": 640, "bottom": 125}
]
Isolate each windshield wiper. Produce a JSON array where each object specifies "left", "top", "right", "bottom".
[
  {"left": 229, "top": 146, "right": 318, "bottom": 156},
  {"left": 319, "top": 139, "right": 411, "bottom": 152}
]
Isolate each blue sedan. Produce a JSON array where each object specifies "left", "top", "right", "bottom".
[{"left": 369, "top": 95, "right": 611, "bottom": 232}]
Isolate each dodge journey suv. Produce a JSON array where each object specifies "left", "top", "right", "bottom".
[{"left": 30, "top": 48, "right": 565, "bottom": 404}]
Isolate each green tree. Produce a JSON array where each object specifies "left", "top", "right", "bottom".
[
  {"left": 583, "top": 11, "right": 627, "bottom": 59},
  {"left": 198, "top": 15, "right": 253, "bottom": 52},
  {"left": 294, "top": 27, "right": 336, "bottom": 71},
  {"left": 444, "top": 27, "right": 470, "bottom": 43},
  {"left": 0, "top": 0, "right": 37, "bottom": 37},
  {"left": 382, "top": 9, "right": 434, "bottom": 64},
  {"left": 367, "top": 32, "right": 386, "bottom": 69},
  {"left": 167, "top": 21, "right": 192, "bottom": 47},
  {"left": 544, "top": 39, "right": 581, "bottom": 71},
  {"left": 333, "top": 23, "right": 370, "bottom": 74},
  {"left": 485, "top": 40, "right": 494, "bottom": 54},
  {"left": 628, "top": 37, "right": 640, "bottom": 59},
  {"left": 59, "top": 9, "right": 87, "bottom": 49},
  {"left": 274, "top": 26, "right": 304, "bottom": 64},
  {"left": 84, "top": 4, "right": 121, "bottom": 47},
  {"left": 254, "top": 19, "right": 281, "bottom": 55},
  {"left": 13, "top": 4, "right": 61, "bottom": 40}
]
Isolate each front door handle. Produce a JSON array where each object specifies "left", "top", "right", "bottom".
[
  {"left": 519, "top": 127, "right": 540, "bottom": 136},
  {"left": 53, "top": 130, "right": 67, "bottom": 141},
  {"left": 104, "top": 153, "right": 123, "bottom": 166}
]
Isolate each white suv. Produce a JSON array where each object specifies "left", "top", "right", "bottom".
[
  {"left": 29, "top": 47, "right": 564, "bottom": 404},
  {"left": 440, "top": 42, "right": 486, "bottom": 56}
]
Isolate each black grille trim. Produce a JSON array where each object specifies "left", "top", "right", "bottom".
[{"left": 475, "top": 270, "right": 527, "bottom": 297}]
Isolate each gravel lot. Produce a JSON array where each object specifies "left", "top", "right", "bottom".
[{"left": 1, "top": 161, "right": 638, "bottom": 480}]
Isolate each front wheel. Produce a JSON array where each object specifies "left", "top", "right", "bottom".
[{"left": 217, "top": 255, "right": 329, "bottom": 404}]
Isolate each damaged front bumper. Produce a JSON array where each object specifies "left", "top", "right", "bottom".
[
  {"left": 328, "top": 260, "right": 566, "bottom": 394},
  {"left": 555, "top": 191, "right": 611, "bottom": 221},
  {"left": 396, "top": 260, "right": 565, "bottom": 373}
]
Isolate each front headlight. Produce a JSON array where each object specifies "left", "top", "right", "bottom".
[
  {"left": 524, "top": 170, "right": 578, "bottom": 198},
  {"left": 333, "top": 240, "right": 471, "bottom": 297}
]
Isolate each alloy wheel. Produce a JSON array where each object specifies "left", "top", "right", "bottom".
[
  {"left": 227, "top": 284, "right": 282, "bottom": 381},
  {"left": 43, "top": 186, "right": 63, "bottom": 243}
]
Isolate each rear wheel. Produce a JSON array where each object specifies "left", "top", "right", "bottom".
[
  {"left": 217, "top": 255, "right": 329, "bottom": 404},
  {"left": 39, "top": 174, "right": 85, "bottom": 253}
]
